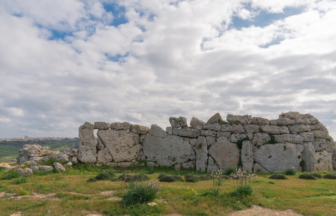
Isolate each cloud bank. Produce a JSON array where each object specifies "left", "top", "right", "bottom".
[{"left": 0, "top": 0, "right": 336, "bottom": 138}]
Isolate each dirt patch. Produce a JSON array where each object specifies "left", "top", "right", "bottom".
[
  {"left": 229, "top": 205, "right": 301, "bottom": 216},
  {"left": 107, "top": 197, "right": 122, "bottom": 201},
  {"left": 17, "top": 193, "right": 60, "bottom": 201},
  {"left": 100, "top": 190, "right": 115, "bottom": 196},
  {"left": 157, "top": 198, "right": 168, "bottom": 203},
  {"left": 165, "top": 214, "right": 183, "bottom": 216},
  {"left": 10, "top": 213, "right": 21, "bottom": 216}
]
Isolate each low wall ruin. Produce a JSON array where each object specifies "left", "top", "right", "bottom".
[{"left": 78, "top": 111, "right": 336, "bottom": 173}]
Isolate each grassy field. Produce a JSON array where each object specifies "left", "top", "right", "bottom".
[
  {"left": 1, "top": 165, "right": 336, "bottom": 216},
  {"left": 0, "top": 139, "right": 79, "bottom": 163}
]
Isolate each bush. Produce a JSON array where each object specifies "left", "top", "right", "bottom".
[
  {"left": 159, "top": 176, "right": 176, "bottom": 182},
  {"left": 158, "top": 173, "right": 167, "bottom": 180},
  {"left": 311, "top": 173, "right": 322, "bottom": 178},
  {"left": 118, "top": 174, "right": 149, "bottom": 182},
  {"left": 230, "top": 185, "right": 253, "bottom": 197},
  {"left": 284, "top": 169, "right": 296, "bottom": 175},
  {"left": 269, "top": 175, "right": 288, "bottom": 180},
  {"left": 0, "top": 167, "right": 6, "bottom": 172},
  {"left": 2, "top": 170, "right": 20, "bottom": 180},
  {"left": 298, "top": 174, "right": 316, "bottom": 180},
  {"left": 95, "top": 173, "right": 112, "bottom": 180},
  {"left": 224, "top": 167, "right": 236, "bottom": 176},
  {"left": 122, "top": 181, "right": 160, "bottom": 206},
  {"left": 324, "top": 174, "right": 336, "bottom": 179},
  {"left": 198, "top": 175, "right": 211, "bottom": 181},
  {"left": 184, "top": 174, "right": 199, "bottom": 183},
  {"left": 87, "top": 178, "right": 97, "bottom": 182},
  {"left": 173, "top": 175, "right": 184, "bottom": 182},
  {"left": 13, "top": 176, "right": 27, "bottom": 184},
  {"left": 18, "top": 190, "right": 30, "bottom": 196},
  {"left": 106, "top": 170, "right": 116, "bottom": 177}
]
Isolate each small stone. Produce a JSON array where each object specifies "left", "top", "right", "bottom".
[
  {"left": 190, "top": 117, "right": 205, "bottom": 129},
  {"left": 149, "top": 124, "right": 167, "bottom": 138},
  {"left": 94, "top": 122, "right": 110, "bottom": 130},
  {"left": 31, "top": 166, "right": 39, "bottom": 172},
  {"left": 53, "top": 162, "right": 66, "bottom": 172},
  {"left": 17, "top": 168, "right": 33, "bottom": 175},
  {"left": 38, "top": 165, "right": 54, "bottom": 172},
  {"left": 130, "top": 124, "right": 150, "bottom": 134},
  {"left": 206, "top": 113, "right": 223, "bottom": 124},
  {"left": 169, "top": 117, "right": 188, "bottom": 128}
]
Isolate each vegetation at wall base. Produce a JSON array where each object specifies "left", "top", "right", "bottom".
[
  {"left": 298, "top": 174, "right": 317, "bottom": 180},
  {"left": 269, "top": 174, "right": 288, "bottom": 180},
  {"left": 311, "top": 173, "right": 322, "bottom": 178},
  {"left": 323, "top": 174, "right": 336, "bottom": 179},
  {"left": 284, "top": 169, "right": 296, "bottom": 175},
  {"left": 224, "top": 167, "right": 236, "bottom": 176}
]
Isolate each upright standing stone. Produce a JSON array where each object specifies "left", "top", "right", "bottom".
[
  {"left": 78, "top": 122, "right": 96, "bottom": 163},
  {"left": 241, "top": 141, "right": 253, "bottom": 172},
  {"left": 97, "top": 147, "right": 113, "bottom": 163},
  {"left": 207, "top": 113, "right": 222, "bottom": 124},
  {"left": 207, "top": 156, "right": 219, "bottom": 172},
  {"left": 190, "top": 117, "right": 205, "bottom": 129},
  {"left": 302, "top": 142, "right": 316, "bottom": 172},
  {"left": 195, "top": 136, "right": 208, "bottom": 172},
  {"left": 315, "top": 150, "right": 333, "bottom": 171}
]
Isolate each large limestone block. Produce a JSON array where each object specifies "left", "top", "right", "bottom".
[
  {"left": 62, "top": 148, "right": 78, "bottom": 156},
  {"left": 294, "top": 118, "right": 311, "bottom": 125},
  {"left": 299, "top": 132, "right": 314, "bottom": 142},
  {"left": 166, "top": 127, "right": 173, "bottom": 135},
  {"left": 201, "top": 130, "right": 216, "bottom": 137},
  {"left": 230, "top": 133, "right": 247, "bottom": 143},
  {"left": 39, "top": 165, "right": 54, "bottom": 172},
  {"left": 309, "top": 122, "right": 324, "bottom": 131},
  {"left": 98, "top": 130, "right": 141, "bottom": 162},
  {"left": 241, "top": 141, "right": 253, "bottom": 172},
  {"left": 110, "top": 122, "right": 131, "bottom": 130},
  {"left": 270, "top": 118, "right": 295, "bottom": 126},
  {"left": 221, "top": 124, "right": 245, "bottom": 133},
  {"left": 207, "top": 156, "right": 219, "bottom": 172},
  {"left": 289, "top": 124, "right": 310, "bottom": 134},
  {"left": 313, "top": 139, "right": 334, "bottom": 154},
  {"left": 130, "top": 124, "right": 149, "bottom": 135},
  {"left": 315, "top": 151, "right": 333, "bottom": 171},
  {"left": 302, "top": 142, "right": 316, "bottom": 172},
  {"left": 182, "top": 161, "right": 196, "bottom": 169},
  {"left": 97, "top": 138, "right": 105, "bottom": 150},
  {"left": 254, "top": 143, "right": 304, "bottom": 172},
  {"left": 243, "top": 125, "right": 260, "bottom": 133},
  {"left": 97, "top": 147, "right": 113, "bottom": 163},
  {"left": 252, "top": 133, "right": 271, "bottom": 146},
  {"left": 273, "top": 134, "right": 303, "bottom": 144},
  {"left": 207, "top": 113, "right": 223, "bottom": 124},
  {"left": 19, "top": 156, "right": 28, "bottom": 165},
  {"left": 195, "top": 136, "right": 208, "bottom": 172},
  {"left": 203, "top": 123, "right": 221, "bottom": 131},
  {"left": 308, "top": 117, "right": 319, "bottom": 125},
  {"left": 251, "top": 117, "right": 269, "bottom": 125},
  {"left": 217, "top": 131, "right": 231, "bottom": 138},
  {"left": 190, "top": 117, "right": 205, "bottom": 129},
  {"left": 94, "top": 122, "right": 110, "bottom": 130},
  {"left": 172, "top": 128, "right": 200, "bottom": 138},
  {"left": 227, "top": 115, "right": 252, "bottom": 125},
  {"left": 253, "top": 163, "right": 269, "bottom": 173},
  {"left": 208, "top": 137, "right": 240, "bottom": 171},
  {"left": 279, "top": 111, "right": 300, "bottom": 119},
  {"left": 206, "top": 136, "right": 216, "bottom": 147},
  {"left": 78, "top": 122, "right": 96, "bottom": 163},
  {"left": 53, "top": 162, "right": 65, "bottom": 172},
  {"left": 169, "top": 117, "right": 188, "bottom": 128},
  {"left": 143, "top": 134, "right": 195, "bottom": 166},
  {"left": 332, "top": 146, "right": 336, "bottom": 171},
  {"left": 17, "top": 168, "right": 33, "bottom": 175},
  {"left": 149, "top": 124, "right": 167, "bottom": 138},
  {"left": 313, "top": 130, "right": 328, "bottom": 139},
  {"left": 53, "top": 154, "right": 69, "bottom": 162},
  {"left": 261, "top": 125, "right": 289, "bottom": 134}
]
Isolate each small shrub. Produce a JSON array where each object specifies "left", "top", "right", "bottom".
[
  {"left": 311, "top": 173, "right": 322, "bottom": 178},
  {"left": 122, "top": 181, "right": 160, "bottom": 206},
  {"left": 300, "top": 160, "right": 306, "bottom": 171},
  {"left": 198, "top": 175, "right": 211, "bottom": 181},
  {"left": 284, "top": 169, "right": 296, "bottom": 175},
  {"left": 159, "top": 176, "right": 176, "bottom": 182},
  {"left": 230, "top": 185, "right": 253, "bottom": 197},
  {"left": 158, "top": 173, "right": 167, "bottom": 180},
  {"left": 87, "top": 178, "right": 97, "bottom": 182},
  {"left": 95, "top": 173, "right": 112, "bottom": 180},
  {"left": 224, "top": 167, "right": 236, "bottom": 176},
  {"left": 13, "top": 176, "right": 27, "bottom": 184},
  {"left": 269, "top": 174, "right": 288, "bottom": 180},
  {"left": 118, "top": 174, "right": 149, "bottom": 182},
  {"left": 18, "top": 190, "right": 30, "bottom": 196},
  {"left": 184, "top": 174, "right": 199, "bottom": 183},
  {"left": 2, "top": 170, "right": 20, "bottom": 180},
  {"left": 264, "top": 135, "right": 277, "bottom": 145},
  {"left": 219, "top": 120, "right": 227, "bottom": 125},
  {"left": 107, "top": 170, "right": 116, "bottom": 177},
  {"left": 324, "top": 174, "right": 336, "bottom": 179},
  {"left": 299, "top": 174, "right": 316, "bottom": 180},
  {"left": 147, "top": 169, "right": 155, "bottom": 174},
  {"left": 268, "top": 181, "right": 275, "bottom": 184},
  {"left": 173, "top": 175, "right": 184, "bottom": 181}
]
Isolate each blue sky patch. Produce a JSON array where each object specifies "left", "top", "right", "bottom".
[
  {"left": 49, "top": 29, "right": 73, "bottom": 40},
  {"left": 105, "top": 53, "right": 129, "bottom": 62},
  {"left": 102, "top": 3, "right": 128, "bottom": 27}
]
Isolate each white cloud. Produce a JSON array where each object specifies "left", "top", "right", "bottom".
[{"left": 0, "top": 0, "right": 336, "bottom": 139}]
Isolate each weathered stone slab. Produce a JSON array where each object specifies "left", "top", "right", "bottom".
[
  {"left": 279, "top": 111, "right": 300, "bottom": 119},
  {"left": 206, "top": 136, "right": 216, "bottom": 146},
  {"left": 203, "top": 123, "right": 221, "bottom": 131},
  {"left": 299, "top": 132, "right": 314, "bottom": 142},
  {"left": 190, "top": 117, "right": 205, "bottom": 129},
  {"left": 261, "top": 125, "right": 289, "bottom": 134},
  {"left": 19, "top": 156, "right": 28, "bottom": 165},
  {"left": 208, "top": 137, "right": 240, "bottom": 171},
  {"left": 289, "top": 124, "right": 310, "bottom": 134},
  {"left": 166, "top": 127, "right": 173, "bottom": 135},
  {"left": 241, "top": 141, "right": 253, "bottom": 172},
  {"left": 308, "top": 117, "right": 319, "bottom": 124},
  {"left": 313, "top": 139, "right": 334, "bottom": 154},
  {"left": 243, "top": 125, "right": 260, "bottom": 133},
  {"left": 78, "top": 122, "right": 96, "bottom": 163},
  {"left": 227, "top": 115, "right": 252, "bottom": 125},
  {"left": 217, "top": 131, "right": 231, "bottom": 138},
  {"left": 98, "top": 130, "right": 141, "bottom": 162},
  {"left": 97, "top": 147, "right": 113, "bottom": 163},
  {"left": 252, "top": 133, "right": 271, "bottom": 146},
  {"left": 201, "top": 130, "right": 216, "bottom": 137},
  {"left": 207, "top": 113, "right": 223, "bottom": 124},
  {"left": 172, "top": 128, "right": 200, "bottom": 138},
  {"left": 273, "top": 134, "right": 303, "bottom": 144},
  {"left": 302, "top": 142, "right": 316, "bottom": 172},
  {"left": 254, "top": 143, "right": 304, "bottom": 172},
  {"left": 276, "top": 118, "right": 295, "bottom": 126},
  {"left": 182, "top": 160, "right": 196, "bottom": 169},
  {"left": 53, "top": 154, "right": 69, "bottom": 162},
  {"left": 31, "top": 166, "right": 39, "bottom": 172},
  {"left": 195, "top": 136, "right": 208, "bottom": 172},
  {"left": 130, "top": 124, "right": 149, "bottom": 135},
  {"left": 253, "top": 163, "right": 269, "bottom": 173},
  {"left": 97, "top": 138, "right": 104, "bottom": 150},
  {"left": 53, "top": 162, "right": 65, "bottom": 172},
  {"left": 230, "top": 133, "right": 246, "bottom": 143},
  {"left": 221, "top": 124, "right": 245, "bottom": 133},
  {"left": 62, "top": 148, "right": 78, "bottom": 156},
  {"left": 312, "top": 130, "right": 328, "bottom": 139},
  {"left": 309, "top": 122, "right": 324, "bottom": 130},
  {"left": 207, "top": 156, "right": 219, "bottom": 172},
  {"left": 294, "top": 118, "right": 310, "bottom": 125},
  {"left": 315, "top": 150, "right": 333, "bottom": 171},
  {"left": 251, "top": 117, "right": 269, "bottom": 125},
  {"left": 17, "top": 168, "right": 33, "bottom": 175},
  {"left": 149, "top": 124, "right": 167, "bottom": 138},
  {"left": 110, "top": 122, "right": 131, "bottom": 130},
  {"left": 169, "top": 117, "right": 188, "bottom": 128},
  {"left": 143, "top": 134, "right": 195, "bottom": 167},
  {"left": 94, "top": 122, "right": 110, "bottom": 130},
  {"left": 39, "top": 165, "right": 54, "bottom": 172}
]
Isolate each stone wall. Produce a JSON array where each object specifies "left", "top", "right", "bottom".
[{"left": 78, "top": 111, "right": 336, "bottom": 172}]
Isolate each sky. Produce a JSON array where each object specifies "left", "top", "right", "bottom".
[{"left": 0, "top": 0, "right": 336, "bottom": 139}]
